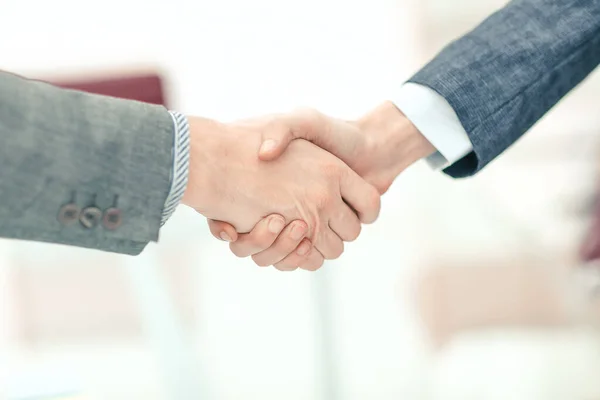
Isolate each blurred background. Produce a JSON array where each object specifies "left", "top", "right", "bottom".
[{"left": 2, "top": 0, "right": 600, "bottom": 399}]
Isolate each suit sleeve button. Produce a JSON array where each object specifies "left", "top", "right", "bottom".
[
  {"left": 102, "top": 208, "right": 122, "bottom": 230},
  {"left": 80, "top": 207, "right": 102, "bottom": 229},
  {"left": 58, "top": 203, "right": 80, "bottom": 225}
]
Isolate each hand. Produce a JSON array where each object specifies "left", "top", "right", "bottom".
[
  {"left": 256, "top": 101, "right": 435, "bottom": 193},
  {"left": 208, "top": 102, "right": 435, "bottom": 269},
  {"left": 182, "top": 116, "right": 381, "bottom": 260},
  {"left": 208, "top": 214, "right": 324, "bottom": 271}
]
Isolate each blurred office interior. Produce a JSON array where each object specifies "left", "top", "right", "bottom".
[{"left": 1, "top": 0, "right": 600, "bottom": 399}]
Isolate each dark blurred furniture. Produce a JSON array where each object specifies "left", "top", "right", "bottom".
[{"left": 53, "top": 73, "right": 167, "bottom": 106}]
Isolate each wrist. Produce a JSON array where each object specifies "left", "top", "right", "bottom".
[
  {"left": 181, "top": 116, "right": 223, "bottom": 214},
  {"left": 357, "top": 101, "right": 435, "bottom": 189},
  {"left": 364, "top": 101, "right": 434, "bottom": 165}
]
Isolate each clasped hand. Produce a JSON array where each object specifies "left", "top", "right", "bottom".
[{"left": 182, "top": 103, "right": 434, "bottom": 271}]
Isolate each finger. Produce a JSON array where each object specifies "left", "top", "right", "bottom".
[
  {"left": 207, "top": 219, "right": 238, "bottom": 242},
  {"left": 328, "top": 202, "right": 362, "bottom": 242},
  {"left": 339, "top": 167, "right": 381, "bottom": 224},
  {"left": 258, "top": 123, "right": 298, "bottom": 161},
  {"left": 298, "top": 247, "right": 325, "bottom": 271},
  {"left": 315, "top": 228, "right": 344, "bottom": 260},
  {"left": 229, "top": 214, "right": 286, "bottom": 258},
  {"left": 251, "top": 220, "right": 308, "bottom": 266},
  {"left": 258, "top": 109, "right": 321, "bottom": 161},
  {"left": 272, "top": 238, "right": 313, "bottom": 271}
]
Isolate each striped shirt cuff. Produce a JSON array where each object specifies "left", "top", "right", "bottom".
[{"left": 161, "top": 111, "right": 191, "bottom": 225}]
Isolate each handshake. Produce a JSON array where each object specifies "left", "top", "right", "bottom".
[{"left": 181, "top": 102, "right": 435, "bottom": 271}]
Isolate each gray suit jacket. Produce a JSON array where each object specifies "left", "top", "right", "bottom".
[
  {"left": 409, "top": 0, "right": 600, "bottom": 178},
  {"left": 0, "top": 71, "right": 174, "bottom": 255}
]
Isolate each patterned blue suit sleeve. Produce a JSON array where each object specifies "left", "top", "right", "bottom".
[{"left": 409, "top": 0, "right": 600, "bottom": 178}]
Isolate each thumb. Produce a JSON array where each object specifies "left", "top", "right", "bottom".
[
  {"left": 258, "top": 123, "right": 297, "bottom": 161},
  {"left": 207, "top": 219, "right": 239, "bottom": 242}
]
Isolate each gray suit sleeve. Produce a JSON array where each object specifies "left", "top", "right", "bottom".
[
  {"left": 409, "top": 0, "right": 600, "bottom": 177},
  {"left": 0, "top": 71, "right": 175, "bottom": 255}
]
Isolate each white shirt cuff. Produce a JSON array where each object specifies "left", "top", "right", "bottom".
[{"left": 390, "top": 82, "right": 473, "bottom": 170}]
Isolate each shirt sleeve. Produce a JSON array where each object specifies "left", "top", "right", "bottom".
[
  {"left": 390, "top": 82, "right": 473, "bottom": 170},
  {"left": 161, "top": 111, "right": 191, "bottom": 225}
]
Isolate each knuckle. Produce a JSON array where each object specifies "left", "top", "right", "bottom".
[
  {"left": 301, "top": 259, "right": 324, "bottom": 271},
  {"left": 304, "top": 248, "right": 325, "bottom": 271},
  {"left": 230, "top": 243, "right": 248, "bottom": 258},
  {"left": 207, "top": 222, "right": 218, "bottom": 235},
  {"left": 290, "top": 107, "right": 321, "bottom": 135},
  {"left": 364, "top": 188, "right": 381, "bottom": 222},
  {"left": 275, "top": 262, "right": 298, "bottom": 272},
  {"left": 251, "top": 254, "right": 273, "bottom": 267},
  {"left": 346, "top": 223, "right": 361, "bottom": 242},
  {"left": 368, "top": 186, "right": 381, "bottom": 208},
  {"left": 329, "top": 250, "right": 343, "bottom": 260},
  {"left": 371, "top": 189, "right": 382, "bottom": 210},
  {"left": 293, "top": 107, "right": 320, "bottom": 120},
  {"left": 372, "top": 177, "right": 392, "bottom": 194},
  {"left": 271, "top": 120, "right": 292, "bottom": 139},
  {"left": 312, "top": 188, "right": 334, "bottom": 210},
  {"left": 324, "top": 243, "right": 344, "bottom": 260}
]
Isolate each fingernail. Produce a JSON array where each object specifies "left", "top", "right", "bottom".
[
  {"left": 296, "top": 242, "right": 310, "bottom": 256},
  {"left": 290, "top": 223, "right": 306, "bottom": 240},
  {"left": 220, "top": 232, "right": 232, "bottom": 242},
  {"left": 268, "top": 217, "right": 285, "bottom": 233},
  {"left": 259, "top": 139, "right": 278, "bottom": 154}
]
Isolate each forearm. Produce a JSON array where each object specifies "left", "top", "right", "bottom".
[{"left": 0, "top": 71, "right": 174, "bottom": 254}]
